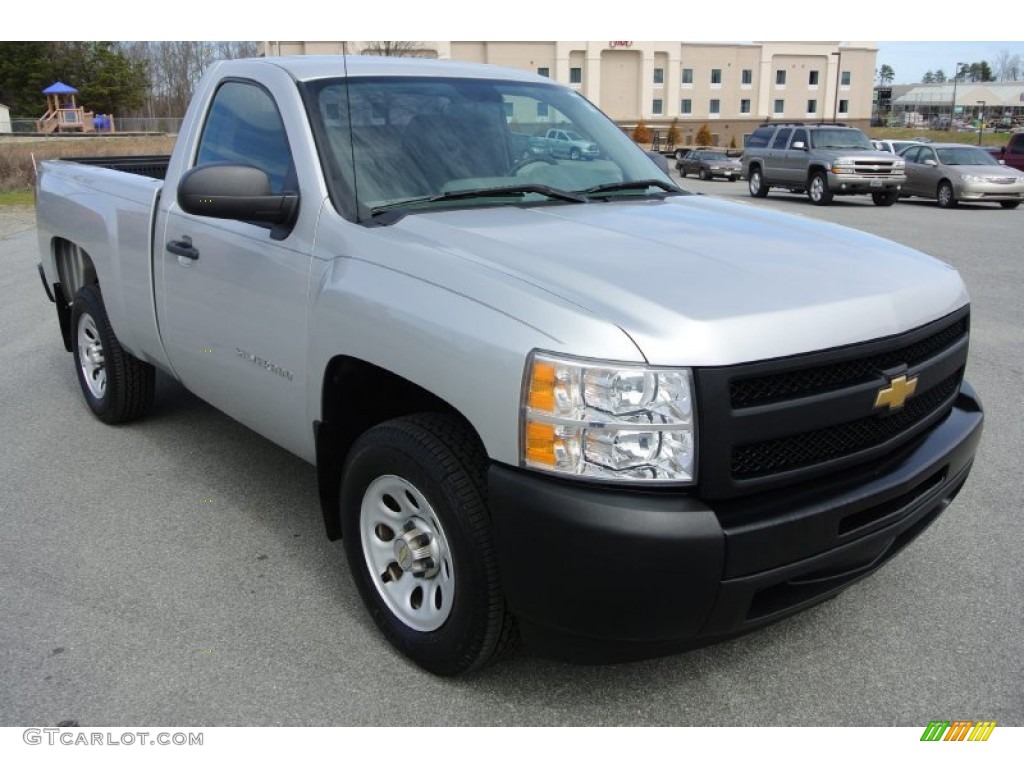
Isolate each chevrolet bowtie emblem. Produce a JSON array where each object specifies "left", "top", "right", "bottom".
[{"left": 874, "top": 374, "right": 918, "bottom": 411}]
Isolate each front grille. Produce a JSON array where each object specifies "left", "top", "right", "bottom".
[
  {"left": 730, "top": 316, "right": 968, "bottom": 408},
  {"left": 732, "top": 371, "right": 961, "bottom": 479},
  {"left": 852, "top": 162, "right": 897, "bottom": 175},
  {"left": 694, "top": 307, "right": 971, "bottom": 498},
  {"left": 987, "top": 177, "right": 1015, "bottom": 185}
]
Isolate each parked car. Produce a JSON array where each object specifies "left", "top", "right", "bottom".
[
  {"left": 872, "top": 139, "right": 923, "bottom": 155},
  {"left": 992, "top": 132, "right": 1024, "bottom": 172},
  {"left": 510, "top": 131, "right": 550, "bottom": 160},
  {"left": 742, "top": 122, "right": 905, "bottom": 205},
  {"left": 676, "top": 149, "right": 741, "bottom": 181},
  {"left": 543, "top": 128, "right": 600, "bottom": 160},
  {"left": 898, "top": 142, "right": 1024, "bottom": 209}
]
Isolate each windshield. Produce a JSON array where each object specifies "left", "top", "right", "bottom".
[
  {"left": 302, "top": 76, "right": 675, "bottom": 221},
  {"left": 701, "top": 152, "right": 729, "bottom": 161},
  {"left": 936, "top": 147, "right": 999, "bottom": 166},
  {"left": 811, "top": 128, "right": 874, "bottom": 150}
]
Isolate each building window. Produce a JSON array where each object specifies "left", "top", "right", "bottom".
[
  {"left": 681, "top": 98, "right": 692, "bottom": 115},
  {"left": 537, "top": 102, "right": 548, "bottom": 118},
  {"left": 841, "top": 71, "right": 851, "bottom": 87},
  {"left": 740, "top": 98, "right": 751, "bottom": 114},
  {"left": 711, "top": 68, "right": 722, "bottom": 85},
  {"left": 809, "top": 70, "right": 819, "bottom": 86},
  {"left": 838, "top": 99, "right": 849, "bottom": 114},
  {"left": 537, "top": 67, "right": 550, "bottom": 78},
  {"left": 653, "top": 67, "right": 664, "bottom": 85},
  {"left": 682, "top": 68, "right": 693, "bottom": 85},
  {"left": 807, "top": 99, "right": 817, "bottom": 114},
  {"left": 773, "top": 99, "right": 784, "bottom": 115},
  {"left": 741, "top": 69, "right": 752, "bottom": 85},
  {"left": 775, "top": 69, "right": 786, "bottom": 86},
  {"left": 652, "top": 98, "right": 663, "bottom": 115},
  {"left": 709, "top": 98, "right": 720, "bottom": 115},
  {"left": 569, "top": 67, "right": 582, "bottom": 84}
]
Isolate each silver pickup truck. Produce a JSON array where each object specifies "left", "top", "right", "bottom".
[{"left": 36, "top": 56, "right": 983, "bottom": 676}]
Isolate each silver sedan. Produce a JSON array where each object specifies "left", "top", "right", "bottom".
[{"left": 898, "top": 142, "right": 1024, "bottom": 209}]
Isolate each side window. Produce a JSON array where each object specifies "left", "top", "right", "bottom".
[
  {"left": 921, "top": 148, "right": 937, "bottom": 164},
  {"left": 902, "top": 147, "right": 921, "bottom": 164},
  {"left": 790, "top": 129, "right": 807, "bottom": 147},
  {"left": 771, "top": 128, "right": 792, "bottom": 149},
  {"left": 746, "top": 127, "right": 774, "bottom": 149},
  {"left": 196, "top": 81, "right": 295, "bottom": 194}
]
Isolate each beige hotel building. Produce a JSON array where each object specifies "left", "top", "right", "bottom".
[{"left": 261, "top": 41, "right": 878, "bottom": 146}]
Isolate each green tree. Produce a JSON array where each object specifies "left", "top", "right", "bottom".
[
  {"left": 922, "top": 71, "right": 934, "bottom": 84},
  {"left": 0, "top": 41, "right": 55, "bottom": 115},
  {"left": 877, "top": 64, "right": 894, "bottom": 85},
  {"left": 933, "top": 69, "right": 947, "bottom": 83}
]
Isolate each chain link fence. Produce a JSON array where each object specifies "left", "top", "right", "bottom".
[{"left": 3, "top": 117, "right": 184, "bottom": 135}]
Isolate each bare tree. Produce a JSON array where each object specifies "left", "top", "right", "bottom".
[
  {"left": 360, "top": 42, "right": 433, "bottom": 58},
  {"left": 994, "top": 49, "right": 1021, "bottom": 81}
]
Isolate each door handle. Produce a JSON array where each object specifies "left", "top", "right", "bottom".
[{"left": 167, "top": 236, "right": 199, "bottom": 261}]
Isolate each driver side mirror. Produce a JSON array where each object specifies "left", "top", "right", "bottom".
[
  {"left": 924, "top": 159, "right": 938, "bottom": 167},
  {"left": 791, "top": 141, "right": 807, "bottom": 151},
  {"left": 178, "top": 163, "right": 299, "bottom": 230}
]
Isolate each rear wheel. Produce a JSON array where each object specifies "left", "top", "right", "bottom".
[
  {"left": 999, "top": 200, "right": 1020, "bottom": 209},
  {"left": 937, "top": 181, "right": 957, "bottom": 208},
  {"left": 872, "top": 189, "right": 899, "bottom": 206},
  {"left": 699, "top": 168, "right": 710, "bottom": 181},
  {"left": 748, "top": 167, "right": 769, "bottom": 198},
  {"left": 71, "top": 284, "right": 154, "bottom": 424},
  {"left": 340, "top": 414, "right": 517, "bottom": 676},
  {"left": 808, "top": 171, "right": 834, "bottom": 205}
]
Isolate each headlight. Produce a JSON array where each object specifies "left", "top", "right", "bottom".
[
  {"left": 830, "top": 164, "right": 855, "bottom": 174},
  {"left": 892, "top": 159, "right": 906, "bottom": 169},
  {"left": 521, "top": 351, "right": 696, "bottom": 483},
  {"left": 960, "top": 175, "right": 985, "bottom": 183}
]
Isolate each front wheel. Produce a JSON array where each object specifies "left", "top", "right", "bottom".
[
  {"left": 937, "top": 180, "right": 957, "bottom": 208},
  {"left": 699, "top": 168, "right": 710, "bottom": 181},
  {"left": 872, "top": 189, "right": 899, "bottom": 206},
  {"left": 748, "top": 167, "right": 769, "bottom": 198},
  {"left": 808, "top": 171, "right": 834, "bottom": 205},
  {"left": 339, "top": 414, "right": 517, "bottom": 676},
  {"left": 569, "top": 147, "right": 581, "bottom": 161},
  {"left": 1000, "top": 200, "right": 1020, "bottom": 209},
  {"left": 71, "top": 284, "right": 155, "bottom": 424}
]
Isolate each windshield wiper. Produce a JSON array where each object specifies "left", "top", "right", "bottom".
[
  {"left": 369, "top": 184, "right": 586, "bottom": 217},
  {"left": 577, "top": 179, "right": 682, "bottom": 198}
]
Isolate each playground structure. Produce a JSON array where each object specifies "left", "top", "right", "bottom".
[{"left": 36, "top": 82, "right": 114, "bottom": 134}]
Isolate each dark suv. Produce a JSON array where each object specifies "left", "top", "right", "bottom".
[{"left": 741, "top": 123, "right": 907, "bottom": 206}]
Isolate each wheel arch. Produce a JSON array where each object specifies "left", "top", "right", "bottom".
[
  {"left": 314, "top": 355, "right": 485, "bottom": 540},
  {"left": 52, "top": 238, "right": 99, "bottom": 351}
]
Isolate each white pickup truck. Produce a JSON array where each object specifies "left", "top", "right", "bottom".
[{"left": 36, "top": 56, "right": 983, "bottom": 676}]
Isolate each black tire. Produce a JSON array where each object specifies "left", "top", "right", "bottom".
[
  {"left": 728, "top": 177, "right": 737, "bottom": 182},
  {"left": 1000, "top": 200, "right": 1020, "bottom": 209},
  {"left": 699, "top": 168, "right": 710, "bottom": 181},
  {"left": 678, "top": 167, "right": 687, "bottom": 178},
  {"left": 570, "top": 147, "right": 581, "bottom": 161},
  {"left": 937, "top": 180, "right": 957, "bottom": 208},
  {"left": 808, "top": 171, "right": 834, "bottom": 205},
  {"left": 339, "top": 413, "right": 517, "bottom": 676},
  {"left": 872, "top": 189, "right": 899, "bottom": 206},
  {"left": 748, "top": 166, "right": 769, "bottom": 198},
  {"left": 71, "top": 284, "right": 155, "bottom": 424}
]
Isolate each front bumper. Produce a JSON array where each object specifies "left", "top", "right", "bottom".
[
  {"left": 826, "top": 172, "right": 906, "bottom": 193},
  {"left": 956, "top": 180, "right": 1024, "bottom": 202},
  {"left": 488, "top": 381, "right": 983, "bottom": 663}
]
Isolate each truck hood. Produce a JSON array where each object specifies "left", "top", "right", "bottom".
[{"left": 389, "top": 195, "right": 968, "bottom": 366}]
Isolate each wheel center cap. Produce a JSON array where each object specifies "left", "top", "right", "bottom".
[
  {"left": 87, "top": 343, "right": 104, "bottom": 366},
  {"left": 393, "top": 517, "right": 440, "bottom": 578}
]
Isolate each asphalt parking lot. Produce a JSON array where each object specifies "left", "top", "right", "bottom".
[{"left": 1, "top": 179, "right": 1021, "bottom": 727}]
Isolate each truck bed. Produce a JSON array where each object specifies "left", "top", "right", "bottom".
[{"left": 61, "top": 155, "right": 170, "bottom": 180}]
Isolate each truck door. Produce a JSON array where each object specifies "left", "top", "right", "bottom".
[
  {"left": 765, "top": 127, "right": 792, "bottom": 182},
  {"left": 156, "top": 79, "right": 314, "bottom": 459},
  {"left": 780, "top": 128, "right": 808, "bottom": 186}
]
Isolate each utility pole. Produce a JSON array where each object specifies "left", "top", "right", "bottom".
[{"left": 950, "top": 62, "right": 965, "bottom": 131}]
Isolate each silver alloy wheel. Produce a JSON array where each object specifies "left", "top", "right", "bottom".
[
  {"left": 810, "top": 175, "right": 824, "bottom": 202},
  {"left": 749, "top": 170, "right": 761, "bottom": 195},
  {"left": 360, "top": 474, "right": 455, "bottom": 632},
  {"left": 77, "top": 313, "right": 106, "bottom": 399},
  {"left": 938, "top": 182, "right": 954, "bottom": 207}
]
